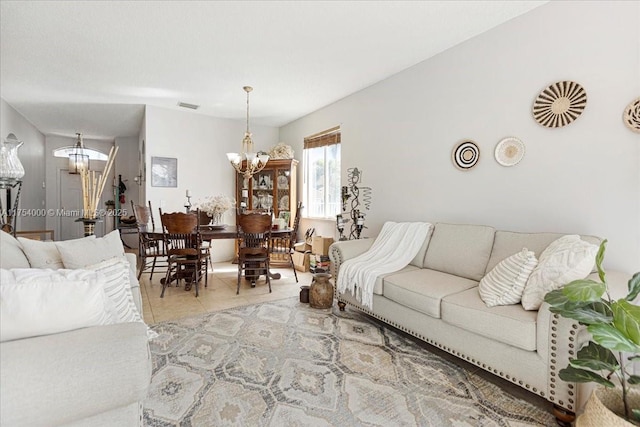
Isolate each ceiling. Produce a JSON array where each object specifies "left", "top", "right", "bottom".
[{"left": 0, "top": 1, "right": 548, "bottom": 141}]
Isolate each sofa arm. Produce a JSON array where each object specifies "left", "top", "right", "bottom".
[
  {"left": 0, "top": 322, "right": 151, "bottom": 427},
  {"left": 536, "top": 270, "right": 632, "bottom": 413},
  {"left": 329, "top": 239, "right": 374, "bottom": 280}
]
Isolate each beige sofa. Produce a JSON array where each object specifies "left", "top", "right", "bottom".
[
  {"left": 0, "top": 231, "right": 152, "bottom": 426},
  {"left": 329, "top": 222, "right": 630, "bottom": 425}
]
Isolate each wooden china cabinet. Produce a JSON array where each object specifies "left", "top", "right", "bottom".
[{"left": 235, "top": 159, "right": 298, "bottom": 227}]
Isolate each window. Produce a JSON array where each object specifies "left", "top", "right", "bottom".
[
  {"left": 53, "top": 146, "right": 108, "bottom": 161},
  {"left": 303, "top": 127, "right": 341, "bottom": 219}
]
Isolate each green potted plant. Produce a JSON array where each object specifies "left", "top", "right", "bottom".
[{"left": 544, "top": 240, "right": 640, "bottom": 425}]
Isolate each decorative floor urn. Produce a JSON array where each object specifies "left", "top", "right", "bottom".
[{"left": 309, "top": 273, "right": 333, "bottom": 309}]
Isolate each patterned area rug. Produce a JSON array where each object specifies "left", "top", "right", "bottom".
[{"left": 144, "top": 297, "right": 555, "bottom": 426}]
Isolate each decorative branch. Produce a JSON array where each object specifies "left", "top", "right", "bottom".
[{"left": 80, "top": 145, "right": 119, "bottom": 219}]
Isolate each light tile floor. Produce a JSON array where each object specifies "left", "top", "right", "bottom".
[{"left": 139, "top": 261, "right": 314, "bottom": 324}]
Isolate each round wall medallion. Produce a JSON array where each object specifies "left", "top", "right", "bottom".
[
  {"left": 495, "top": 137, "right": 525, "bottom": 167},
  {"left": 452, "top": 141, "right": 479, "bottom": 170},
  {"left": 623, "top": 97, "right": 640, "bottom": 133},
  {"left": 532, "top": 81, "right": 587, "bottom": 128}
]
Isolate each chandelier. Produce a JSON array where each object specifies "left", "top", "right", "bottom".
[
  {"left": 69, "top": 132, "right": 89, "bottom": 174},
  {"left": 226, "top": 86, "right": 269, "bottom": 179}
]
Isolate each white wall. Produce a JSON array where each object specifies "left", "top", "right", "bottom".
[
  {"left": 0, "top": 98, "right": 46, "bottom": 231},
  {"left": 280, "top": 1, "right": 640, "bottom": 273},
  {"left": 145, "top": 105, "right": 279, "bottom": 261}
]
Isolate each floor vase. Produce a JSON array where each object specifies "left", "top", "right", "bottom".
[{"left": 309, "top": 273, "right": 333, "bottom": 308}]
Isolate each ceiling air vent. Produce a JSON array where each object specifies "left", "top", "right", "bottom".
[{"left": 177, "top": 102, "right": 200, "bottom": 110}]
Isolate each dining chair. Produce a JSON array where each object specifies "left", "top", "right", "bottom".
[
  {"left": 236, "top": 211, "right": 272, "bottom": 294},
  {"left": 131, "top": 201, "right": 167, "bottom": 280},
  {"left": 269, "top": 201, "right": 303, "bottom": 283},
  {"left": 147, "top": 201, "right": 157, "bottom": 229},
  {"left": 197, "top": 210, "right": 213, "bottom": 274},
  {"left": 159, "top": 209, "right": 207, "bottom": 297}
]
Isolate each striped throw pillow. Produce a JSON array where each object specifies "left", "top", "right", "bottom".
[
  {"left": 85, "top": 257, "right": 158, "bottom": 339},
  {"left": 479, "top": 248, "right": 538, "bottom": 307}
]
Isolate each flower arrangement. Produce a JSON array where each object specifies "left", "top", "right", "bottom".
[
  {"left": 196, "top": 194, "right": 235, "bottom": 223},
  {"left": 268, "top": 142, "right": 294, "bottom": 159}
]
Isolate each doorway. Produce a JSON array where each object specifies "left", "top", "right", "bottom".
[{"left": 58, "top": 169, "right": 107, "bottom": 240}]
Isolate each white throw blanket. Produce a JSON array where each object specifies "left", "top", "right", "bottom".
[{"left": 337, "top": 221, "right": 433, "bottom": 309}]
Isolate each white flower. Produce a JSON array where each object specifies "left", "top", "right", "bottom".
[
  {"left": 195, "top": 194, "right": 235, "bottom": 217},
  {"left": 268, "top": 142, "right": 294, "bottom": 159}
]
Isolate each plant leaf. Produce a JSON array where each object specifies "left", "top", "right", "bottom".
[
  {"left": 550, "top": 302, "right": 613, "bottom": 325},
  {"left": 568, "top": 342, "right": 619, "bottom": 372},
  {"left": 628, "top": 375, "right": 640, "bottom": 385},
  {"left": 633, "top": 408, "right": 640, "bottom": 422},
  {"left": 562, "top": 279, "right": 606, "bottom": 303},
  {"left": 627, "top": 272, "right": 640, "bottom": 302},
  {"left": 559, "top": 366, "right": 614, "bottom": 387},
  {"left": 588, "top": 323, "right": 640, "bottom": 352},
  {"left": 612, "top": 300, "right": 640, "bottom": 345},
  {"left": 566, "top": 308, "right": 612, "bottom": 325},
  {"left": 596, "top": 240, "right": 607, "bottom": 283},
  {"left": 545, "top": 289, "right": 571, "bottom": 307}
]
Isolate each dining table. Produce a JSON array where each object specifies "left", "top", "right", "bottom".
[{"left": 142, "top": 225, "right": 294, "bottom": 281}]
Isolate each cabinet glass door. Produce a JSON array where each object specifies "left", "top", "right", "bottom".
[
  {"left": 253, "top": 170, "right": 274, "bottom": 211},
  {"left": 274, "top": 169, "right": 290, "bottom": 220}
]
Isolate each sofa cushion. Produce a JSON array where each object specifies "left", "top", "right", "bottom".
[
  {"left": 485, "top": 230, "right": 602, "bottom": 274},
  {"left": 383, "top": 268, "right": 478, "bottom": 318},
  {"left": 479, "top": 248, "right": 538, "bottom": 307},
  {"left": 0, "top": 322, "right": 151, "bottom": 427},
  {"left": 0, "top": 231, "right": 30, "bottom": 268},
  {"left": 56, "top": 230, "right": 125, "bottom": 269},
  {"left": 371, "top": 265, "right": 420, "bottom": 295},
  {"left": 441, "top": 287, "right": 538, "bottom": 351},
  {"left": 408, "top": 226, "right": 435, "bottom": 268},
  {"left": 423, "top": 223, "right": 495, "bottom": 281},
  {"left": 521, "top": 235, "right": 599, "bottom": 310},
  {"left": 0, "top": 269, "right": 113, "bottom": 342}
]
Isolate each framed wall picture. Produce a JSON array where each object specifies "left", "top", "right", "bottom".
[{"left": 151, "top": 156, "right": 177, "bottom": 187}]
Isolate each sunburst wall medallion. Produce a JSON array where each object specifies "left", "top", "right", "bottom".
[
  {"left": 623, "top": 97, "right": 640, "bottom": 133},
  {"left": 532, "top": 81, "right": 587, "bottom": 128},
  {"left": 452, "top": 141, "right": 479, "bottom": 171}
]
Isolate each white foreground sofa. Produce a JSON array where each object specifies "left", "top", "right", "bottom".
[
  {"left": 0, "top": 231, "right": 152, "bottom": 426},
  {"left": 330, "top": 222, "right": 630, "bottom": 425}
]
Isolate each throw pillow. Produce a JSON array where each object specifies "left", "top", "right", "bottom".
[
  {"left": 479, "top": 248, "right": 538, "bottom": 307},
  {"left": 0, "top": 230, "right": 30, "bottom": 268},
  {"left": 0, "top": 269, "right": 113, "bottom": 342},
  {"left": 17, "top": 237, "right": 74, "bottom": 269},
  {"left": 521, "top": 235, "right": 598, "bottom": 310},
  {"left": 84, "top": 257, "right": 157, "bottom": 339},
  {"left": 56, "top": 230, "right": 125, "bottom": 269},
  {"left": 84, "top": 257, "right": 142, "bottom": 324}
]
